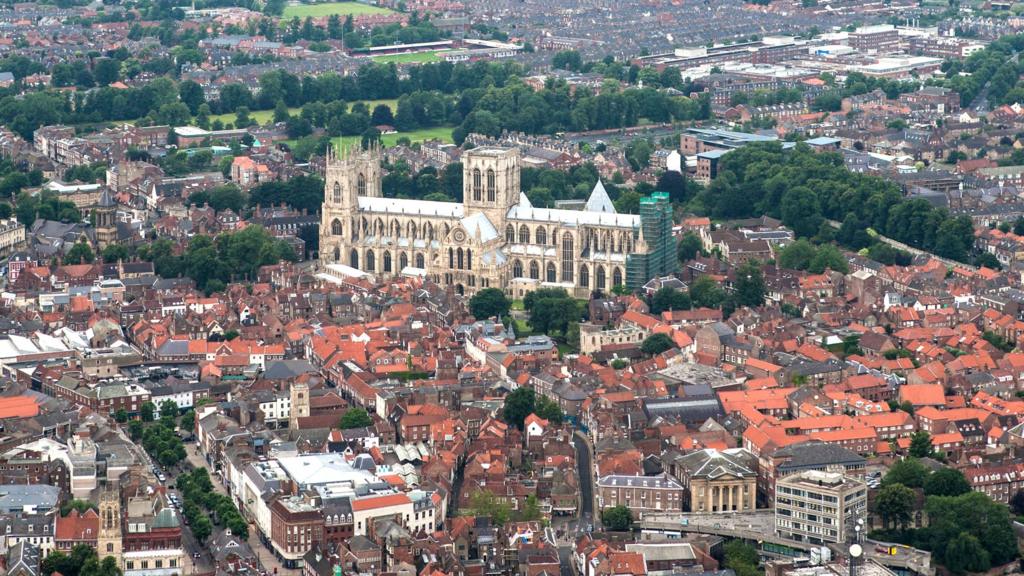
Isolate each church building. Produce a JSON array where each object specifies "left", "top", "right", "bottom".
[{"left": 319, "top": 145, "right": 675, "bottom": 298}]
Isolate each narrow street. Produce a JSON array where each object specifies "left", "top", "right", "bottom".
[
  {"left": 552, "top": 430, "right": 596, "bottom": 576},
  {"left": 574, "top": 430, "right": 595, "bottom": 530}
]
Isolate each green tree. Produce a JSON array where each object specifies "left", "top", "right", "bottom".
[
  {"left": 927, "top": 491, "right": 1016, "bottom": 570},
  {"left": 93, "top": 58, "right": 120, "bottom": 86},
  {"left": 60, "top": 499, "right": 98, "bottom": 516},
  {"left": 1014, "top": 216, "right": 1024, "bottom": 236},
  {"left": 128, "top": 419, "right": 144, "bottom": 441},
  {"left": 159, "top": 399, "right": 179, "bottom": 420},
  {"left": 689, "top": 275, "right": 725, "bottom": 309},
  {"left": 273, "top": 100, "right": 290, "bottom": 123},
  {"left": 641, "top": 333, "right": 674, "bottom": 355},
  {"left": 778, "top": 239, "right": 817, "bottom": 270},
  {"left": 552, "top": 50, "right": 583, "bottom": 71},
  {"left": 178, "top": 80, "right": 205, "bottom": 115},
  {"left": 780, "top": 185, "right": 822, "bottom": 238},
  {"left": 371, "top": 103, "right": 394, "bottom": 126},
  {"left": 43, "top": 544, "right": 100, "bottom": 576},
  {"left": 502, "top": 387, "right": 536, "bottom": 430},
  {"left": 723, "top": 540, "right": 761, "bottom": 576},
  {"left": 883, "top": 458, "right": 929, "bottom": 488},
  {"left": 655, "top": 170, "right": 690, "bottom": 203},
  {"left": 66, "top": 242, "right": 95, "bottom": 265},
  {"left": 909, "top": 430, "right": 933, "bottom": 458},
  {"left": 339, "top": 407, "right": 373, "bottom": 429},
  {"left": 677, "top": 232, "right": 704, "bottom": 263},
  {"left": 205, "top": 185, "right": 245, "bottom": 213},
  {"left": 180, "top": 410, "right": 195, "bottom": 433},
  {"left": 113, "top": 409, "right": 128, "bottom": 423},
  {"left": 191, "top": 515, "right": 212, "bottom": 542},
  {"left": 1012, "top": 489, "right": 1024, "bottom": 516},
  {"left": 101, "top": 244, "right": 130, "bottom": 263},
  {"left": 601, "top": 505, "right": 633, "bottom": 531},
  {"left": 808, "top": 245, "right": 848, "bottom": 274},
  {"left": 625, "top": 139, "right": 653, "bottom": 171},
  {"left": 140, "top": 401, "right": 156, "bottom": 422},
  {"left": 468, "top": 490, "right": 511, "bottom": 525},
  {"left": 874, "top": 483, "right": 915, "bottom": 529},
  {"left": 944, "top": 532, "right": 989, "bottom": 575},
  {"left": 519, "top": 494, "right": 542, "bottom": 521},
  {"left": 528, "top": 294, "right": 580, "bottom": 335},
  {"left": 734, "top": 260, "right": 766, "bottom": 307},
  {"left": 923, "top": 468, "right": 971, "bottom": 497},
  {"left": 649, "top": 287, "right": 691, "bottom": 314},
  {"left": 535, "top": 395, "right": 564, "bottom": 425},
  {"left": 361, "top": 127, "right": 382, "bottom": 150},
  {"left": 469, "top": 287, "right": 511, "bottom": 320}
]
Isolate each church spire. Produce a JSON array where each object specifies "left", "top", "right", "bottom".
[{"left": 585, "top": 180, "right": 616, "bottom": 214}]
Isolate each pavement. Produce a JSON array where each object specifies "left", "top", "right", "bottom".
[{"left": 181, "top": 445, "right": 301, "bottom": 576}]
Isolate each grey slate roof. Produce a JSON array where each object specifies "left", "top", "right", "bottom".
[
  {"left": 672, "top": 448, "right": 757, "bottom": 479},
  {"left": 774, "top": 440, "right": 865, "bottom": 472}
]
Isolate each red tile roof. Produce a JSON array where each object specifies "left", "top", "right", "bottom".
[
  {"left": 351, "top": 493, "right": 412, "bottom": 512},
  {"left": 55, "top": 509, "right": 99, "bottom": 541}
]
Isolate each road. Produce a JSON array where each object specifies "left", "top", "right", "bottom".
[
  {"left": 969, "top": 52, "right": 1021, "bottom": 114},
  {"left": 574, "top": 431, "right": 595, "bottom": 524},
  {"left": 182, "top": 445, "right": 301, "bottom": 576},
  {"left": 641, "top": 511, "right": 933, "bottom": 575},
  {"left": 174, "top": 444, "right": 225, "bottom": 575},
  {"left": 554, "top": 431, "right": 595, "bottom": 539},
  {"left": 550, "top": 431, "right": 596, "bottom": 576}
]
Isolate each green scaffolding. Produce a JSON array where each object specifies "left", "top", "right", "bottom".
[{"left": 626, "top": 191, "right": 676, "bottom": 290}]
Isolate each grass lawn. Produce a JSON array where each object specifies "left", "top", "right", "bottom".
[
  {"left": 209, "top": 107, "right": 300, "bottom": 127},
  {"left": 328, "top": 125, "right": 453, "bottom": 149},
  {"left": 513, "top": 319, "right": 533, "bottom": 337},
  {"left": 207, "top": 99, "right": 399, "bottom": 128},
  {"left": 281, "top": 1, "right": 394, "bottom": 19},
  {"left": 371, "top": 51, "right": 446, "bottom": 64}
]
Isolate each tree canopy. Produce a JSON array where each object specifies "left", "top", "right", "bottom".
[
  {"left": 733, "top": 261, "right": 766, "bottom": 307},
  {"left": 874, "top": 483, "right": 915, "bottom": 530},
  {"left": 501, "top": 387, "right": 563, "bottom": 430},
  {"left": 601, "top": 505, "right": 633, "bottom": 531},
  {"left": 641, "top": 333, "right": 674, "bottom": 355},
  {"left": 883, "top": 458, "right": 929, "bottom": 488},
  {"left": 339, "top": 407, "right": 373, "bottom": 429},
  {"left": 469, "top": 288, "right": 511, "bottom": 320},
  {"left": 525, "top": 288, "right": 582, "bottom": 336},
  {"left": 136, "top": 226, "right": 296, "bottom": 293},
  {"left": 722, "top": 540, "right": 761, "bottom": 576},
  {"left": 909, "top": 430, "right": 934, "bottom": 459},
  {"left": 923, "top": 468, "right": 971, "bottom": 498},
  {"left": 696, "top": 142, "right": 975, "bottom": 263},
  {"left": 649, "top": 287, "right": 691, "bottom": 314}
]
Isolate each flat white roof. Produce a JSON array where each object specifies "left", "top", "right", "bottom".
[
  {"left": 45, "top": 181, "right": 102, "bottom": 193},
  {"left": 173, "top": 126, "right": 209, "bottom": 137},
  {"left": 277, "top": 454, "right": 376, "bottom": 488},
  {"left": 323, "top": 263, "right": 372, "bottom": 279}
]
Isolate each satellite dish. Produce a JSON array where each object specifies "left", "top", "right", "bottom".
[{"left": 849, "top": 544, "right": 863, "bottom": 559}]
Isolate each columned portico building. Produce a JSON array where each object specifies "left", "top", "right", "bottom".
[{"left": 667, "top": 448, "right": 758, "bottom": 513}]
